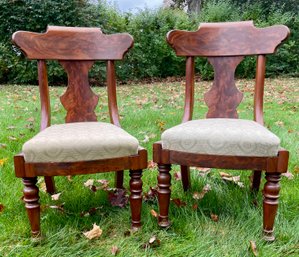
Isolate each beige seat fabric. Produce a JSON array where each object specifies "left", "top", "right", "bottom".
[
  {"left": 23, "top": 122, "right": 139, "bottom": 162},
  {"left": 162, "top": 119, "right": 280, "bottom": 157}
]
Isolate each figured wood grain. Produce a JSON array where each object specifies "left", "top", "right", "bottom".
[
  {"left": 204, "top": 56, "right": 244, "bottom": 118},
  {"left": 59, "top": 60, "right": 99, "bottom": 122},
  {"left": 12, "top": 26, "right": 134, "bottom": 60},
  {"left": 167, "top": 21, "right": 290, "bottom": 57}
]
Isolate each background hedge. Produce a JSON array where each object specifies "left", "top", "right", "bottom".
[{"left": 0, "top": 0, "right": 298, "bottom": 84}]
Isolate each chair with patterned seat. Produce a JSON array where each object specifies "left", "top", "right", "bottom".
[
  {"left": 12, "top": 26, "right": 147, "bottom": 237},
  {"left": 153, "top": 21, "right": 290, "bottom": 241}
]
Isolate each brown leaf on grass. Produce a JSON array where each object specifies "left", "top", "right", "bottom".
[
  {"left": 66, "top": 175, "right": 73, "bottom": 182},
  {"left": 80, "top": 207, "right": 102, "bottom": 217},
  {"left": 142, "top": 235, "right": 161, "bottom": 249},
  {"left": 111, "top": 245, "right": 120, "bottom": 256},
  {"left": 7, "top": 125, "right": 16, "bottom": 130},
  {"left": 156, "top": 120, "right": 166, "bottom": 132},
  {"left": 48, "top": 203, "right": 65, "bottom": 212},
  {"left": 8, "top": 136, "right": 17, "bottom": 141},
  {"left": 210, "top": 213, "right": 219, "bottom": 222},
  {"left": 220, "top": 172, "right": 244, "bottom": 188},
  {"left": 51, "top": 192, "right": 61, "bottom": 201},
  {"left": 83, "top": 224, "right": 103, "bottom": 240},
  {"left": 275, "top": 121, "right": 284, "bottom": 127},
  {"left": 171, "top": 198, "right": 187, "bottom": 207},
  {"left": 0, "top": 158, "right": 8, "bottom": 166},
  {"left": 294, "top": 166, "right": 299, "bottom": 174},
  {"left": 143, "top": 186, "right": 158, "bottom": 202},
  {"left": 147, "top": 160, "right": 157, "bottom": 169},
  {"left": 26, "top": 117, "right": 35, "bottom": 122},
  {"left": 84, "top": 179, "right": 94, "bottom": 188},
  {"left": 281, "top": 171, "right": 294, "bottom": 180},
  {"left": 197, "top": 167, "right": 211, "bottom": 177},
  {"left": 96, "top": 179, "right": 110, "bottom": 190},
  {"left": 108, "top": 189, "right": 129, "bottom": 208},
  {"left": 150, "top": 209, "right": 158, "bottom": 218},
  {"left": 174, "top": 171, "right": 182, "bottom": 181},
  {"left": 249, "top": 240, "right": 258, "bottom": 256},
  {"left": 0, "top": 143, "right": 7, "bottom": 149},
  {"left": 192, "top": 203, "right": 198, "bottom": 210},
  {"left": 193, "top": 184, "right": 211, "bottom": 200},
  {"left": 0, "top": 204, "right": 4, "bottom": 213}
]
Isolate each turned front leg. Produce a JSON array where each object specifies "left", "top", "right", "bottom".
[
  {"left": 263, "top": 172, "right": 281, "bottom": 241},
  {"left": 22, "top": 177, "right": 40, "bottom": 237},
  {"left": 129, "top": 169, "right": 143, "bottom": 228},
  {"left": 157, "top": 164, "right": 171, "bottom": 228}
]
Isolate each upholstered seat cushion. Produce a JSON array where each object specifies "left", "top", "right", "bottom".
[
  {"left": 23, "top": 122, "right": 139, "bottom": 163},
  {"left": 161, "top": 119, "right": 280, "bottom": 157}
]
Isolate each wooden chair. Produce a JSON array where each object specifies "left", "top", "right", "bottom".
[
  {"left": 12, "top": 26, "right": 147, "bottom": 237},
  {"left": 153, "top": 21, "right": 290, "bottom": 241}
]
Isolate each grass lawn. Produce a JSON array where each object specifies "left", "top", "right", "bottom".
[{"left": 0, "top": 77, "right": 298, "bottom": 256}]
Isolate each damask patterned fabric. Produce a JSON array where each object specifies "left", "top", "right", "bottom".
[
  {"left": 23, "top": 122, "right": 139, "bottom": 162},
  {"left": 161, "top": 119, "right": 280, "bottom": 157}
]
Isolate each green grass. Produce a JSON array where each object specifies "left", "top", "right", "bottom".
[{"left": 0, "top": 77, "right": 298, "bottom": 257}]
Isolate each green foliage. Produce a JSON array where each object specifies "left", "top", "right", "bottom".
[{"left": 0, "top": 0, "right": 298, "bottom": 84}]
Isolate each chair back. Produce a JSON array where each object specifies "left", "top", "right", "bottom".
[
  {"left": 167, "top": 21, "right": 289, "bottom": 122},
  {"left": 12, "top": 26, "right": 134, "bottom": 128}
]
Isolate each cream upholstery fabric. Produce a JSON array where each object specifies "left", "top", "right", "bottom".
[
  {"left": 23, "top": 122, "right": 139, "bottom": 162},
  {"left": 161, "top": 119, "right": 280, "bottom": 157}
]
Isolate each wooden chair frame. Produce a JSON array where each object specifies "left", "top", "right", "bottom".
[
  {"left": 153, "top": 21, "right": 290, "bottom": 241},
  {"left": 12, "top": 26, "right": 147, "bottom": 237}
]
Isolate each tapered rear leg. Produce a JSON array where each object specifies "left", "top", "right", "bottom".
[
  {"left": 157, "top": 164, "right": 171, "bottom": 228},
  {"left": 22, "top": 177, "right": 41, "bottom": 237},
  {"left": 129, "top": 169, "right": 143, "bottom": 228},
  {"left": 181, "top": 165, "right": 191, "bottom": 191},
  {"left": 263, "top": 172, "right": 281, "bottom": 241},
  {"left": 115, "top": 170, "right": 124, "bottom": 189},
  {"left": 44, "top": 176, "right": 55, "bottom": 194},
  {"left": 251, "top": 170, "right": 262, "bottom": 192}
]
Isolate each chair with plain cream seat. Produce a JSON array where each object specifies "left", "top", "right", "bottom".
[
  {"left": 12, "top": 26, "right": 147, "bottom": 237},
  {"left": 153, "top": 21, "right": 290, "bottom": 241}
]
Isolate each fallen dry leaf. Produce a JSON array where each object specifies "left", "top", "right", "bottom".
[
  {"left": 150, "top": 209, "right": 158, "bottom": 218},
  {"left": 192, "top": 203, "right": 198, "bottom": 210},
  {"left": 83, "top": 224, "right": 102, "bottom": 240},
  {"left": 0, "top": 204, "right": 4, "bottom": 213},
  {"left": 111, "top": 245, "right": 119, "bottom": 256},
  {"left": 0, "top": 158, "right": 8, "bottom": 166},
  {"left": 0, "top": 143, "right": 7, "bottom": 149},
  {"left": 108, "top": 189, "right": 129, "bottom": 208},
  {"left": 193, "top": 184, "right": 211, "bottom": 200},
  {"left": 171, "top": 198, "right": 187, "bottom": 207},
  {"left": 174, "top": 172, "right": 182, "bottom": 181},
  {"left": 84, "top": 179, "right": 94, "bottom": 188},
  {"left": 220, "top": 172, "right": 244, "bottom": 188},
  {"left": 66, "top": 175, "right": 73, "bottom": 182},
  {"left": 51, "top": 192, "right": 61, "bottom": 201},
  {"left": 142, "top": 235, "right": 161, "bottom": 249},
  {"left": 80, "top": 207, "right": 102, "bottom": 217},
  {"left": 8, "top": 136, "right": 17, "bottom": 141},
  {"left": 249, "top": 240, "right": 258, "bottom": 256},
  {"left": 281, "top": 171, "right": 294, "bottom": 180},
  {"left": 210, "top": 213, "right": 219, "bottom": 222},
  {"left": 143, "top": 186, "right": 158, "bottom": 202},
  {"left": 49, "top": 203, "right": 65, "bottom": 212},
  {"left": 147, "top": 160, "right": 157, "bottom": 169}
]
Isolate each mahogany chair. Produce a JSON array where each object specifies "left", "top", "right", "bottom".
[
  {"left": 12, "top": 26, "right": 147, "bottom": 237},
  {"left": 153, "top": 21, "right": 290, "bottom": 241}
]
